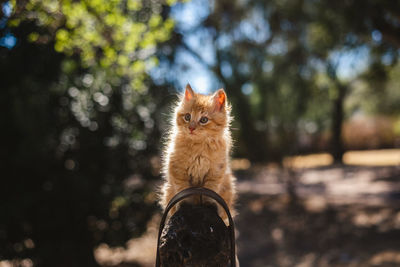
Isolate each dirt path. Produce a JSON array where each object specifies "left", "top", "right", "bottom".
[
  {"left": 236, "top": 165, "right": 400, "bottom": 267},
  {"left": 95, "top": 164, "right": 400, "bottom": 267}
]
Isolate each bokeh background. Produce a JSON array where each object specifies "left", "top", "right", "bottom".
[{"left": 1, "top": 0, "right": 400, "bottom": 266}]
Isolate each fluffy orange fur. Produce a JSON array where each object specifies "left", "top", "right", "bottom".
[{"left": 160, "top": 84, "right": 237, "bottom": 220}]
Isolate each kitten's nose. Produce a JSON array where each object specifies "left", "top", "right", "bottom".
[{"left": 189, "top": 121, "right": 196, "bottom": 132}]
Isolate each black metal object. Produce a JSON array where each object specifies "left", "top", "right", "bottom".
[{"left": 155, "top": 187, "right": 236, "bottom": 267}]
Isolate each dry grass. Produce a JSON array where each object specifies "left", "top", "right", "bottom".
[
  {"left": 343, "top": 149, "right": 400, "bottom": 166},
  {"left": 283, "top": 149, "right": 400, "bottom": 169},
  {"left": 283, "top": 153, "right": 333, "bottom": 169}
]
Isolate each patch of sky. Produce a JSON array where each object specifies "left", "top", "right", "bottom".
[
  {"left": 216, "top": 34, "right": 232, "bottom": 50},
  {"left": 2, "top": 1, "right": 12, "bottom": 17},
  {"left": 308, "top": 57, "right": 325, "bottom": 73},
  {"left": 267, "top": 37, "right": 288, "bottom": 55},
  {"left": 0, "top": 2, "right": 16, "bottom": 49},
  {"left": 183, "top": 28, "right": 216, "bottom": 66},
  {"left": 381, "top": 52, "right": 395, "bottom": 66},
  {"left": 262, "top": 61, "right": 274, "bottom": 73},
  {"left": 234, "top": 8, "right": 271, "bottom": 43},
  {"left": 165, "top": 0, "right": 219, "bottom": 94},
  {"left": 329, "top": 45, "right": 370, "bottom": 81},
  {"left": 171, "top": 0, "right": 210, "bottom": 33},
  {"left": 220, "top": 61, "right": 233, "bottom": 78},
  {"left": 0, "top": 32, "right": 17, "bottom": 49},
  {"left": 1, "top": 1, "right": 12, "bottom": 29},
  {"left": 166, "top": 0, "right": 273, "bottom": 94},
  {"left": 171, "top": 47, "right": 215, "bottom": 94},
  {"left": 241, "top": 83, "right": 253, "bottom": 95},
  {"left": 149, "top": 60, "right": 170, "bottom": 86},
  {"left": 371, "top": 30, "right": 382, "bottom": 43}
]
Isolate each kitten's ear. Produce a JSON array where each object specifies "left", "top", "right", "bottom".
[
  {"left": 184, "top": 83, "right": 195, "bottom": 101},
  {"left": 213, "top": 88, "right": 226, "bottom": 111}
]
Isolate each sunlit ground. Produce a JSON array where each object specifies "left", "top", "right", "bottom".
[
  {"left": 239, "top": 149, "right": 400, "bottom": 206},
  {"left": 343, "top": 149, "right": 400, "bottom": 166},
  {"left": 0, "top": 259, "right": 33, "bottom": 267},
  {"left": 95, "top": 215, "right": 161, "bottom": 267},
  {"left": 3, "top": 149, "right": 398, "bottom": 267},
  {"left": 282, "top": 149, "right": 400, "bottom": 169}
]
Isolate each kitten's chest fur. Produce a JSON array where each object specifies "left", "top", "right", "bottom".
[{"left": 170, "top": 137, "right": 227, "bottom": 186}]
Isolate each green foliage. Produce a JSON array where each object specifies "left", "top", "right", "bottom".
[
  {"left": 382, "top": 63, "right": 400, "bottom": 114},
  {"left": 6, "top": 0, "right": 176, "bottom": 141},
  {"left": 11, "top": 0, "right": 174, "bottom": 86},
  {"left": 348, "top": 62, "right": 400, "bottom": 116}
]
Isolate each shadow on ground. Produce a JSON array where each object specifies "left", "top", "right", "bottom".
[{"left": 236, "top": 165, "right": 400, "bottom": 267}]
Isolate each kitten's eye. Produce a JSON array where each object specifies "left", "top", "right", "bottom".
[
  {"left": 199, "top": 116, "right": 208, "bottom": 124},
  {"left": 184, "top": 113, "right": 191, "bottom": 122}
]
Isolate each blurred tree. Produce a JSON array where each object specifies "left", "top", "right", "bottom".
[
  {"left": 0, "top": 0, "right": 176, "bottom": 266},
  {"left": 304, "top": 0, "right": 400, "bottom": 162},
  {"left": 172, "top": 0, "right": 400, "bottom": 162}
]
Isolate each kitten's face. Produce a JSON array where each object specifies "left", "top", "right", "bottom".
[{"left": 176, "top": 84, "right": 229, "bottom": 140}]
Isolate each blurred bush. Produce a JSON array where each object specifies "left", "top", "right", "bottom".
[
  {"left": 343, "top": 116, "right": 400, "bottom": 150},
  {"left": 0, "top": 0, "right": 176, "bottom": 266}
]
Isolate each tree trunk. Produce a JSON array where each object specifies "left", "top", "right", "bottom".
[
  {"left": 229, "top": 85, "right": 269, "bottom": 162},
  {"left": 331, "top": 84, "right": 346, "bottom": 164}
]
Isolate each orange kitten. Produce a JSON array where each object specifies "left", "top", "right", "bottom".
[{"left": 160, "top": 84, "right": 237, "bottom": 219}]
